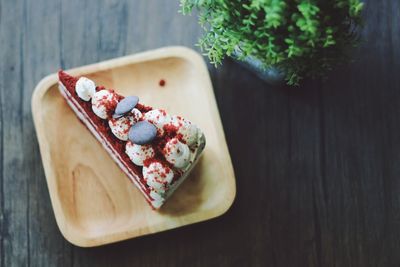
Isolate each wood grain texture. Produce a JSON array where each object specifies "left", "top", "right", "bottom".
[{"left": 1, "top": 0, "right": 400, "bottom": 266}]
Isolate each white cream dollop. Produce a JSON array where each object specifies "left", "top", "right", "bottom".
[
  {"left": 179, "top": 122, "right": 199, "bottom": 147},
  {"left": 75, "top": 77, "right": 96, "bottom": 101},
  {"left": 125, "top": 141, "right": 155, "bottom": 166},
  {"left": 150, "top": 190, "right": 165, "bottom": 209},
  {"left": 163, "top": 138, "right": 191, "bottom": 169},
  {"left": 108, "top": 116, "right": 135, "bottom": 141},
  {"left": 168, "top": 116, "right": 199, "bottom": 146},
  {"left": 143, "top": 161, "right": 174, "bottom": 193},
  {"left": 143, "top": 109, "right": 170, "bottom": 135},
  {"left": 131, "top": 108, "right": 142, "bottom": 121},
  {"left": 91, "top": 90, "right": 118, "bottom": 119}
]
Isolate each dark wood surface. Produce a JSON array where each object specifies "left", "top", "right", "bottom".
[{"left": 1, "top": 0, "right": 399, "bottom": 266}]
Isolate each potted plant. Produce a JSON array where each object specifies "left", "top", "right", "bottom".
[{"left": 180, "top": 0, "right": 364, "bottom": 86}]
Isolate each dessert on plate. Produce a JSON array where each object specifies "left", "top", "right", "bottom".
[{"left": 58, "top": 70, "right": 206, "bottom": 209}]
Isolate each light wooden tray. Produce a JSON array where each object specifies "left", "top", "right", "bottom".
[{"left": 32, "top": 47, "right": 236, "bottom": 247}]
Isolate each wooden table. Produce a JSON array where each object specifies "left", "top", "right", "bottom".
[{"left": 1, "top": 1, "right": 399, "bottom": 266}]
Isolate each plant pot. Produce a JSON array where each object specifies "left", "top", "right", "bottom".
[{"left": 233, "top": 51, "right": 286, "bottom": 86}]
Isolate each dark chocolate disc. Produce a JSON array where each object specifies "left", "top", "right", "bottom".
[
  {"left": 115, "top": 96, "right": 139, "bottom": 115},
  {"left": 128, "top": 121, "right": 157, "bottom": 145}
]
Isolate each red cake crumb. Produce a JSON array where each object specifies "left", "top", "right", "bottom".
[
  {"left": 159, "top": 79, "right": 166, "bottom": 87},
  {"left": 163, "top": 124, "right": 178, "bottom": 135},
  {"left": 59, "top": 69, "right": 78, "bottom": 89},
  {"left": 136, "top": 103, "right": 153, "bottom": 113}
]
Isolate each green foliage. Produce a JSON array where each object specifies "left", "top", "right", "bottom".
[{"left": 180, "top": 0, "right": 364, "bottom": 85}]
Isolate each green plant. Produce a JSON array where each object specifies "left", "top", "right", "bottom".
[{"left": 180, "top": 0, "right": 364, "bottom": 85}]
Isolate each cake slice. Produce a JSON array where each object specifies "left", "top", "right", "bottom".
[{"left": 58, "top": 70, "right": 205, "bottom": 209}]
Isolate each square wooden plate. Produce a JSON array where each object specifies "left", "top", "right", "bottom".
[{"left": 32, "top": 47, "right": 236, "bottom": 247}]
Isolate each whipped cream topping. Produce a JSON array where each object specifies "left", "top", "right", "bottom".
[
  {"left": 167, "top": 115, "right": 182, "bottom": 125},
  {"left": 143, "top": 111, "right": 200, "bottom": 147},
  {"left": 143, "top": 109, "right": 170, "bottom": 135},
  {"left": 180, "top": 122, "right": 199, "bottom": 146},
  {"left": 163, "top": 138, "right": 191, "bottom": 169},
  {"left": 168, "top": 116, "right": 199, "bottom": 146},
  {"left": 92, "top": 90, "right": 119, "bottom": 119},
  {"left": 108, "top": 116, "right": 135, "bottom": 141},
  {"left": 131, "top": 108, "right": 142, "bottom": 121},
  {"left": 125, "top": 141, "right": 155, "bottom": 166},
  {"left": 150, "top": 190, "right": 165, "bottom": 208},
  {"left": 143, "top": 162, "right": 174, "bottom": 193},
  {"left": 164, "top": 116, "right": 199, "bottom": 146},
  {"left": 75, "top": 77, "right": 96, "bottom": 101}
]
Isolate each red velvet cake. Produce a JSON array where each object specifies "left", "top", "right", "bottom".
[{"left": 58, "top": 70, "right": 206, "bottom": 209}]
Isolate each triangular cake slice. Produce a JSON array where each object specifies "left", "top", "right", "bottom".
[{"left": 58, "top": 70, "right": 206, "bottom": 209}]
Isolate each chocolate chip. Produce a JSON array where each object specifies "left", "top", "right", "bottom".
[
  {"left": 128, "top": 121, "right": 157, "bottom": 145},
  {"left": 115, "top": 96, "right": 139, "bottom": 115}
]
